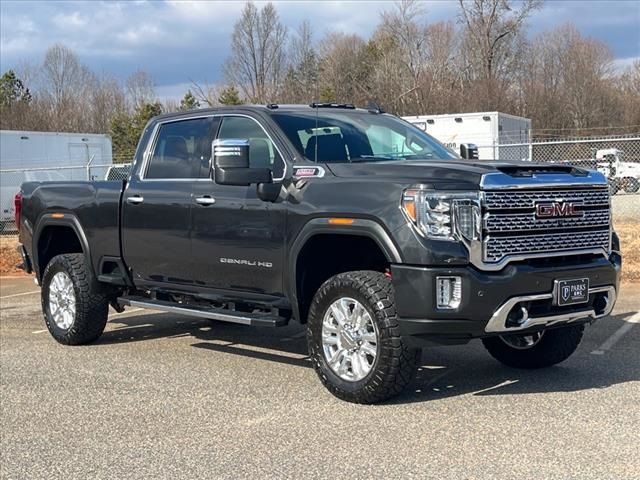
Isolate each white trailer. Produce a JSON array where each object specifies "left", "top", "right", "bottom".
[
  {"left": 402, "top": 111, "right": 531, "bottom": 161},
  {"left": 0, "top": 130, "right": 113, "bottom": 229}
]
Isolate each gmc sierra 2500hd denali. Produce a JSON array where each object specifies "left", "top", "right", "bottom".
[{"left": 16, "top": 104, "right": 621, "bottom": 403}]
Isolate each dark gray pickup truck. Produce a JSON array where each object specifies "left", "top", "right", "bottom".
[{"left": 16, "top": 104, "right": 621, "bottom": 403}]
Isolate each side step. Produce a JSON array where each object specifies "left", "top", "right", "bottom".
[{"left": 117, "top": 295, "right": 288, "bottom": 327}]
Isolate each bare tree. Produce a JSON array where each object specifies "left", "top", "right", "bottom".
[
  {"left": 89, "top": 74, "right": 126, "bottom": 133},
  {"left": 458, "top": 0, "right": 542, "bottom": 108},
  {"left": 126, "top": 70, "right": 156, "bottom": 109},
  {"left": 224, "top": 2, "right": 288, "bottom": 103},
  {"left": 318, "top": 32, "right": 376, "bottom": 105},
  {"left": 421, "top": 21, "right": 462, "bottom": 113},
  {"left": 282, "top": 20, "right": 319, "bottom": 103},
  {"left": 519, "top": 24, "right": 617, "bottom": 133},
  {"left": 617, "top": 61, "right": 640, "bottom": 128},
  {"left": 39, "top": 44, "right": 96, "bottom": 130},
  {"left": 377, "top": 0, "right": 429, "bottom": 112}
]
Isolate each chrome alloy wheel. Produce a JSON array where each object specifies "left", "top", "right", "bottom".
[
  {"left": 49, "top": 272, "right": 76, "bottom": 330},
  {"left": 321, "top": 297, "right": 379, "bottom": 382},
  {"left": 499, "top": 330, "right": 545, "bottom": 350}
]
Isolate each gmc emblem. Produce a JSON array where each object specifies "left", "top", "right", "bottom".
[{"left": 535, "top": 201, "right": 583, "bottom": 218}]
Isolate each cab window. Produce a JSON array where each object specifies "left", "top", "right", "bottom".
[
  {"left": 217, "top": 116, "right": 284, "bottom": 178},
  {"left": 146, "top": 117, "right": 215, "bottom": 179}
]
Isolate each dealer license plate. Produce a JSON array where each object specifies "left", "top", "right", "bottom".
[{"left": 554, "top": 278, "right": 589, "bottom": 306}]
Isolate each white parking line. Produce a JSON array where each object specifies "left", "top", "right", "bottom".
[
  {"left": 32, "top": 330, "right": 47, "bottom": 334},
  {"left": 591, "top": 311, "right": 640, "bottom": 355},
  {"left": 0, "top": 290, "right": 40, "bottom": 300}
]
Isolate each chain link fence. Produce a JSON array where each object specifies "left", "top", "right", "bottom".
[{"left": 497, "top": 134, "right": 640, "bottom": 192}]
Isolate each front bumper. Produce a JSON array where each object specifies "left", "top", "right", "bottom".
[{"left": 391, "top": 253, "right": 621, "bottom": 346}]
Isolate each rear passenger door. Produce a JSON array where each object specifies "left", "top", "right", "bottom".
[{"left": 122, "top": 116, "right": 217, "bottom": 288}]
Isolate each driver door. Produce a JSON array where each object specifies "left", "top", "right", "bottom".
[{"left": 190, "top": 115, "right": 287, "bottom": 297}]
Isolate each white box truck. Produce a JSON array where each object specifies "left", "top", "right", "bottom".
[
  {"left": 0, "top": 130, "right": 113, "bottom": 231},
  {"left": 402, "top": 112, "right": 531, "bottom": 161}
]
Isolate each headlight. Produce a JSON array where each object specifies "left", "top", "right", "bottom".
[{"left": 401, "top": 188, "right": 480, "bottom": 241}]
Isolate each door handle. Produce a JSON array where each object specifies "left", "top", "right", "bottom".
[
  {"left": 195, "top": 195, "right": 216, "bottom": 206},
  {"left": 126, "top": 195, "right": 144, "bottom": 205}
]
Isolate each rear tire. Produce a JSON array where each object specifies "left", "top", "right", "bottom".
[
  {"left": 622, "top": 177, "right": 639, "bottom": 193},
  {"left": 482, "top": 324, "right": 584, "bottom": 369},
  {"left": 609, "top": 180, "right": 620, "bottom": 195},
  {"left": 307, "top": 271, "right": 419, "bottom": 404},
  {"left": 41, "top": 253, "right": 109, "bottom": 345}
]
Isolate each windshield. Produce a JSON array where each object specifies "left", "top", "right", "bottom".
[{"left": 270, "top": 110, "right": 458, "bottom": 163}]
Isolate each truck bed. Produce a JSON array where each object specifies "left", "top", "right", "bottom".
[{"left": 19, "top": 180, "right": 125, "bottom": 280}]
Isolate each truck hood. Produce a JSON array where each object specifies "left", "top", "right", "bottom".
[{"left": 324, "top": 160, "right": 539, "bottom": 189}]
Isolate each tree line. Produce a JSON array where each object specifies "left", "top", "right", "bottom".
[
  {"left": 1, "top": 0, "right": 638, "bottom": 161},
  {"left": 222, "top": 0, "right": 639, "bottom": 136}
]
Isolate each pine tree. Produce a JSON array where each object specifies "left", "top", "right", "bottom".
[
  {"left": 110, "top": 102, "right": 163, "bottom": 161},
  {"left": 0, "top": 70, "right": 32, "bottom": 107},
  {"left": 179, "top": 90, "right": 200, "bottom": 111},
  {"left": 218, "top": 85, "right": 243, "bottom": 105}
]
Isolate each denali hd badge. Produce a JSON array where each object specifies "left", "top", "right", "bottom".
[
  {"left": 535, "top": 200, "right": 583, "bottom": 218},
  {"left": 220, "top": 258, "right": 273, "bottom": 268}
]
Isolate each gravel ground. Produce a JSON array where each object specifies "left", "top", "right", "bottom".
[
  {"left": 611, "top": 194, "right": 640, "bottom": 222},
  {"left": 1, "top": 277, "right": 639, "bottom": 480}
]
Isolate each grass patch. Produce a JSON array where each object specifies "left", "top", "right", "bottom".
[{"left": 614, "top": 222, "right": 639, "bottom": 282}]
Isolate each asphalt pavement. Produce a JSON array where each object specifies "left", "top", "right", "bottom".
[{"left": 1, "top": 276, "right": 639, "bottom": 480}]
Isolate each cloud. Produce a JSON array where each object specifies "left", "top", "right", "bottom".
[
  {"left": 1, "top": 0, "right": 637, "bottom": 93},
  {"left": 613, "top": 56, "right": 640, "bottom": 73},
  {"left": 52, "top": 11, "right": 88, "bottom": 29},
  {"left": 156, "top": 82, "right": 196, "bottom": 102}
]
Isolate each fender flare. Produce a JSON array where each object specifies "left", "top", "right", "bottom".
[
  {"left": 286, "top": 218, "right": 402, "bottom": 321},
  {"left": 32, "top": 213, "right": 92, "bottom": 281}
]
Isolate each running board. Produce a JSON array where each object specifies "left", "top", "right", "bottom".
[{"left": 117, "top": 296, "right": 288, "bottom": 327}]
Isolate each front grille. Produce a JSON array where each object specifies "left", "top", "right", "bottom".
[
  {"left": 485, "top": 209, "right": 610, "bottom": 233},
  {"left": 482, "top": 187, "right": 610, "bottom": 264},
  {"left": 484, "top": 189, "right": 609, "bottom": 209},
  {"left": 484, "top": 230, "right": 611, "bottom": 262}
]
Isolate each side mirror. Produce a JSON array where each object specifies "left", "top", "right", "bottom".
[
  {"left": 213, "top": 139, "right": 272, "bottom": 186},
  {"left": 460, "top": 143, "right": 479, "bottom": 160}
]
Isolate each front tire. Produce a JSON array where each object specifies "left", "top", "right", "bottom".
[
  {"left": 41, "top": 253, "right": 109, "bottom": 345},
  {"left": 482, "top": 324, "right": 584, "bottom": 369},
  {"left": 307, "top": 271, "right": 419, "bottom": 404}
]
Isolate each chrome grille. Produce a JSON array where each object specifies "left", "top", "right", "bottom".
[
  {"left": 485, "top": 209, "right": 610, "bottom": 233},
  {"left": 483, "top": 189, "right": 609, "bottom": 209},
  {"left": 482, "top": 186, "right": 610, "bottom": 264},
  {"left": 484, "top": 230, "right": 611, "bottom": 262}
]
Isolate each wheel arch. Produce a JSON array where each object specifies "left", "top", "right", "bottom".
[
  {"left": 33, "top": 213, "right": 92, "bottom": 282},
  {"left": 288, "top": 218, "right": 402, "bottom": 323}
]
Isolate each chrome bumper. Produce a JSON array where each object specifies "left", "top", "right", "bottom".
[{"left": 484, "top": 285, "right": 616, "bottom": 333}]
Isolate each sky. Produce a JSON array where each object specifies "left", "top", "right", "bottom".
[{"left": 1, "top": 0, "right": 639, "bottom": 101}]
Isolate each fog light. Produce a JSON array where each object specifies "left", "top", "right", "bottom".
[{"left": 436, "top": 276, "right": 462, "bottom": 309}]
